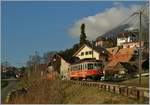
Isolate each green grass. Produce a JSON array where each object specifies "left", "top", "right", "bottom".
[
  {"left": 63, "top": 82, "right": 147, "bottom": 104},
  {"left": 1, "top": 81, "right": 9, "bottom": 88},
  {"left": 115, "top": 76, "right": 149, "bottom": 88}
]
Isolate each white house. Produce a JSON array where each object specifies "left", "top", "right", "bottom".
[
  {"left": 117, "top": 32, "right": 138, "bottom": 46},
  {"left": 60, "top": 57, "right": 70, "bottom": 80},
  {"left": 47, "top": 54, "right": 70, "bottom": 80},
  {"left": 123, "top": 41, "right": 144, "bottom": 48},
  {"left": 73, "top": 44, "right": 109, "bottom": 63}
]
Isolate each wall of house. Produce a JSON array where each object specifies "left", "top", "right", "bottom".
[
  {"left": 96, "top": 40, "right": 115, "bottom": 48},
  {"left": 60, "top": 58, "right": 70, "bottom": 80},
  {"left": 117, "top": 35, "right": 137, "bottom": 46},
  {"left": 75, "top": 46, "right": 99, "bottom": 60},
  {"left": 123, "top": 41, "right": 144, "bottom": 48},
  {"left": 117, "top": 37, "right": 128, "bottom": 46}
]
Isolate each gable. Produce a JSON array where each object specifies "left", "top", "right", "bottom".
[{"left": 76, "top": 45, "right": 99, "bottom": 56}]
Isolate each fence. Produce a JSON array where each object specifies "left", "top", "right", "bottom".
[{"left": 69, "top": 80, "right": 149, "bottom": 100}]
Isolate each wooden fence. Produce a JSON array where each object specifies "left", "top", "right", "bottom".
[{"left": 69, "top": 80, "right": 149, "bottom": 100}]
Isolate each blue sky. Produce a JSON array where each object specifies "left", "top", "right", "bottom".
[{"left": 1, "top": 1, "right": 146, "bottom": 67}]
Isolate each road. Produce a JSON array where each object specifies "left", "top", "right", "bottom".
[{"left": 1, "top": 79, "right": 19, "bottom": 103}]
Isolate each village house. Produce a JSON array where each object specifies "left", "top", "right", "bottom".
[
  {"left": 104, "top": 47, "right": 139, "bottom": 80},
  {"left": 95, "top": 36, "right": 115, "bottom": 48},
  {"left": 117, "top": 31, "right": 138, "bottom": 46},
  {"left": 123, "top": 41, "right": 144, "bottom": 48},
  {"left": 47, "top": 54, "right": 70, "bottom": 80},
  {"left": 104, "top": 62, "right": 137, "bottom": 80},
  {"left": 73, "top": 44, "right": 110, "bottom": 65}
]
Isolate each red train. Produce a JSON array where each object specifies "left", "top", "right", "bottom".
[{"left": 69, "top": 59, "right": 104, "bottom": 80}]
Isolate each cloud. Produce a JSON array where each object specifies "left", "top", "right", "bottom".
[{"left": 69, "top": 4, "right": 142, "bottom": 40}]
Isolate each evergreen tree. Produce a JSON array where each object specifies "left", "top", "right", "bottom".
[{"left": 79, "top": 23, "right": 87, "bottom": 46}]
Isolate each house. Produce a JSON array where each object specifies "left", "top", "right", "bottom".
[
  {"left": 117, "top": 31, "right": 138, "bottom": 46},
  {"left": 123, "top": 41, "right": 144, "bottom": 48},
  {"left": 106, "top": 47, "right": 119, "bottom": 56},
  {"left": 47, "top": 54, "right": 70, "bottom": 80},
  {"left": 105, "top": 62, "right": 137, "bottom": 80},
  {"left": 104, "top": 47, "right": 139, "bottom": 80},
  {"left": 95, "top": 36, "right": 115, "bottom": 48},
  {"left": 73, "top": 44, "right": 110, "bottom": 64}
]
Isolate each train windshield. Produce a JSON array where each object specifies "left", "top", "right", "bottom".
[
  {"left": 88, "top": 63, "right": 102, "bottom": 70},
  {"left": 93, "top": 63, "right": 101, "bottom": 69},
  {"left": 88, "top": 63, "right": 93, "bottom": 70}
]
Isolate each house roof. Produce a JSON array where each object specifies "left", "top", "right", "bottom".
[
  {"left": 73, "top": 44, "right": 110, "bottom": 56},
  {"left": 107, "top": 47, "right": 119, "bottom": 55},
  {"left": 117, "top": 47, "right": 135, "bottom": 55},
  {"left": 47, "top": 53, "right": 72, "bottom": 66},
  {"left": 117, "top": 31, "right": 138, "bottom": 38},
  {"left": 95, "top": 36, "right": 108, "bottom": 42},
  {"left": 71, "top": 58, "right": 102, "bottom": 65},
  {"left": 104, "top": 53, "right": 133, "bottom": 70}
]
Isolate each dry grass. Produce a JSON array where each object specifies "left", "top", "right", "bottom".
[
  {"left": 8, "top": 70, "right": 148, "bottom": 104},
  {"left": 63, "top": 83, "right": 146, "bottom": 104}
]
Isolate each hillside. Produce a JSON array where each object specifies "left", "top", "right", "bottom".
[{"left": 7, "top": 71, "right": 148, "bottom": 104}]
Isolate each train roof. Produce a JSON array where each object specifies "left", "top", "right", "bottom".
[{"left": 71, "top": 58, "right": 102, "bottom": 65}]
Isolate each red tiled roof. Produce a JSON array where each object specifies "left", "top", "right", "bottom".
[{"left": 105, "top": 48, "right": 134, "bottom": 70}]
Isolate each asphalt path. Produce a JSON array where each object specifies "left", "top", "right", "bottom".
[{"left": 1, "top": 80, "right": 19, "bottom": 103}]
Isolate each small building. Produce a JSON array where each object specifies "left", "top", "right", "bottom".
[
  {"left": 122, "top": 41, "right": 144, "bottom": 48},
  {"left": 104, "top": 47, "right": 138, "bottom": 80},
  {"left": 105, "top": 62, "right": 137, "bottom": 80},
  {"left": 95, "top": 36, "right": 115, "bottom": 48},
  {"left": 73, "top": 44, "right": 110, "bottom": 64},
  {"left": 47, "top": 54, "right": 70, "bottom": 80},
  {"left": 117, "top": 31, "right": 138, "bottom": 46}
]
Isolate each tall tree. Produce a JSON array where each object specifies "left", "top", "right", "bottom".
[
  {"left": 26, "top": 51, "right": 41, "bottom": 67},
  {"left": 42, "top": 51, "right": 56, "bottom": 63},
  {"left": 79, "top": 23, "right": 87, "bottom": 46}
]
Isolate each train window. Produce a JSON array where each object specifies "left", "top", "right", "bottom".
[
  {"left": 93, "top": 63, "right": 97, "bottom": 69},
  {"left": 82, "top": 64, "right": 84, "bottom": 70},
  {"left": 74, "top": 66, "right": 76, "bottom": 71},
  {"left": 84, "top": 64, "right": 87, "bottom": 69},
  {"left": 77, "top": 65, "right": 79, "bottom": 70},
  {"left": 80, "top": 65, "right": 82, "bottom": 70},
  {"left": 88, "top": 63, "right": 93, "bottom": 70},
  {"left": 76, "top": 66, "right": 78, "bottom": 70}
]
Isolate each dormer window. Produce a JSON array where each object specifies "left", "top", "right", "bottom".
[
  {"left": 89, "top": 51, "right": 93, "bottom": 55},
  {"left": 85, "top": 51, "right": 88, "bottom": 55},
  {"left": 81, "top": 52, "right": 84, "bottom": 56}
]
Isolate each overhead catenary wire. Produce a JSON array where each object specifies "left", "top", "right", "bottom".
[{"left": 109, "top": 2, "right": 149, "bottom": 33}]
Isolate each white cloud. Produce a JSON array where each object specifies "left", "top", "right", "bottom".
[{"left": 69, "top": 4, "right": 142, "bottom": 40}]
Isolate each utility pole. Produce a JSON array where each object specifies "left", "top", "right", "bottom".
[
  {"left": 92, "top": 42, "right": 94, "bottom": 59},
  {"left": 138, "top": 11, "right": 142, "bottom": 86}
]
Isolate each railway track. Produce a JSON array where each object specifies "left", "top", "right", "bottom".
[{"left": 68, "top": 80, "right": 149, "bottom": 101}]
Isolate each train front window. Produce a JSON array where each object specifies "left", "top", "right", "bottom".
[
  {"left": 93, "top": 63, "right": 97, "bottom": 69},
  {"left": 88, "top": 63, "right": 93, "bottom": 70}
]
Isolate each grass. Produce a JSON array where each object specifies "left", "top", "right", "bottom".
[
  {"left": 102, "top": 76, "right": 149, "bottom": 88},
  {"left": 1, "top": 81, "right": 9, "bottom": 88},
  {"left": 115, "top": 76, "right": 149, "bottom": 88},
  {"left": 8, "top": 70, "right": 148, "bottom": 104},
  {"left": 7, "top": 67, "right": 148, "bottom": 104},
  {"left": 62, "top": 82, "right": 147, "bottom": 104}
]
